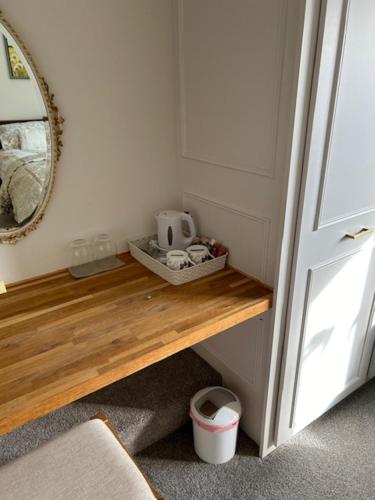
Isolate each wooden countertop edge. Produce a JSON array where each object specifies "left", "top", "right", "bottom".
[{"left": 0, "top": 294, "right": 271, "bottom": 435}]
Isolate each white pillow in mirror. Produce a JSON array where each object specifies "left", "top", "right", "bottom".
[
  {"left": 20, "top": 123, "right": 47, "bottom": 152},
  {"left": 20, "top": 128, "right": 47, "bottom": 152}
]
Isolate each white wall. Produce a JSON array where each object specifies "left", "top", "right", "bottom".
[
  {"left": 177, "top": 0, "right": 304, "bottom": 443},
  {"left": 0, "top": 30, "right": 45, "bottom": 120},
  {"left": 0, "top": 0, "right": 181, "bottom": 283}
]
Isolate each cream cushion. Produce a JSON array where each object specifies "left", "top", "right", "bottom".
[{"left": 0, "top": 419, "right": 156, "bottom": 500}]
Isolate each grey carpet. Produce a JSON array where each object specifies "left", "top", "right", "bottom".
[
  {"left": 0, "top": 349, "right": 221, "bottom": 463},
  {"left": 137, "top": 378, "right": 375, "bottom": 500}
]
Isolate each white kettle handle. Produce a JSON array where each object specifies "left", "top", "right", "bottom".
[{"left": 181, "top": 212, "right": 196, "bottom": 245}]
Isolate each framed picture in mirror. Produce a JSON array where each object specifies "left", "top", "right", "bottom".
[{"left": 3, "top": 35, "right": 29, "bottom": 79}]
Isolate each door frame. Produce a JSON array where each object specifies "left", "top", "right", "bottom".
[
  {"left": 259, "top": 0, "right": 322, "bottom": 457},
  {"left": 261, "top": 0, "right": 375, "bottom": 455}
]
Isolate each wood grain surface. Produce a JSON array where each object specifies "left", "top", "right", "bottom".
[{"left": 0, "top": 254, "right": 272, "bottom": 436}]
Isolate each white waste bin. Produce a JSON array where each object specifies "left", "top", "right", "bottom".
[{"left": 190, "top": 386, "right": 241, "bottom": 464}]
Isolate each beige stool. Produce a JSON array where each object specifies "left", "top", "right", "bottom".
[{"left": 0, "top": 414, "right": 161, "bottom": 500}]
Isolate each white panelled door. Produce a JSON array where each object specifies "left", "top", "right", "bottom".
[{"left": 276, "top": 0, "right": 375, "bottom": 443}]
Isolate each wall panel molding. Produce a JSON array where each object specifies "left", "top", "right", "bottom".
[
  {"left": 177, "top": 0, "right": 287, "bottom": 179},
  {"left": 195, "top": 317, "right": 267, "bottom": 388},
  {"left": 184, "top": 191, "right": 270, "bottom": 225},
  {"left": 183, "top": 191, "right": 271, "bottom": 282}
]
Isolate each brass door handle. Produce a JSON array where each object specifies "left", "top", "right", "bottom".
[{"left": 345, "top": 227, "right": 375, "bottom": 240}]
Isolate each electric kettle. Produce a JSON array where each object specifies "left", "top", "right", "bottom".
[{"left": 155, "top": 210, "right": 197, "bottom": 251}]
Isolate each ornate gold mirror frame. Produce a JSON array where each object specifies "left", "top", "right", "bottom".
[{"left": 0, "top": 11, "right": 63, "bottom": 244}]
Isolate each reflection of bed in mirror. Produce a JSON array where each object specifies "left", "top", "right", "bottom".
[{"left": 0, "top": 118, "right": 51, "bottom": 229}]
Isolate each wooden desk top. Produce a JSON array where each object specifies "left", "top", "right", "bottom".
[{"left": 0, "top": 254, "right": 272, "bottom": 436}]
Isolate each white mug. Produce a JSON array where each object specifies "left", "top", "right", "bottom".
[
  {"left": 166, "top": 250, "right": 192, "bottom": 270},
  {"left": 186, "top": 245, "right": 210, "bottom": 265}
]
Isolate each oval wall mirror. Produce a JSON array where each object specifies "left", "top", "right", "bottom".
[{"left": 0, "top": 12, "right": 63, "bottom": 244}]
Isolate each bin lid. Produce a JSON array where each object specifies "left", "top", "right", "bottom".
[{"left": 190, "top": 386, "right": 241, "bottom": 427}]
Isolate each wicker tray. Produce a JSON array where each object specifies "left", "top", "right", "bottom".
[{"left": 129, "top": 235, "right": 227, "bottom": 285}]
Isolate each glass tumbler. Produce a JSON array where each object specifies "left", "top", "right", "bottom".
[
  {"left": 71, "top": 239, "right": 93, "bottom": 267},
  {"left": 93, "top": 234, "right": 117, "bottom": 269}
]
